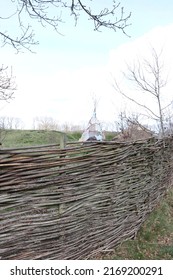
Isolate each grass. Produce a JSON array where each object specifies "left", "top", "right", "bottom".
[
  {"left": 66, "top": 131, "right": 82, "bottom": 141},
  {"left": 98, "top": 187, "right": 173, "bottom": 260},
  {"left": 104, "top": 131, "right": 118, "bottom": 140},
  {"left": 0, "top": 129, "right": 66, "bottom": 148},
  {"left": 0, "top": 129, "right": 118, "bottom": 148}
]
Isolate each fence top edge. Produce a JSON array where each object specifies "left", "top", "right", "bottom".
[
  {"left": 0, "top": 143, "right": 60, "bottom": 151},
  {"left": 0, "top": 136, "right": 172, "bottom": 153}
]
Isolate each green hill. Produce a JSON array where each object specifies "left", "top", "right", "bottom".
[
  {"left": 0, "top": 129, "right": 119, "bottom": 148},
  {"left": 0, "top": 129, "right": 66, "bottom": 148},
  {"left": 97, "top": 187, "right": 173, "bottom": 260}
]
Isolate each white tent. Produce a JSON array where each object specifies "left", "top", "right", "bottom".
[{"left": 79, "top": 108, "right": 104, "bottom": 141}]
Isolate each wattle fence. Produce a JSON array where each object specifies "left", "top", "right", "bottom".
[{"left": 0, "top": 137, "right": 173, "bottom": 259}]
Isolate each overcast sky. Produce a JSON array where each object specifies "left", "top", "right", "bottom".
[{"left": 1, "top": 0, "right": 173, "bottom": 130}]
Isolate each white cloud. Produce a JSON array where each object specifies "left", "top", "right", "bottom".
[
  {"left": 107, "top": 23, "right": 173, "bottom": 122},
  {"left": 1, "top": 23, "right": 173, "bottom": 129}
]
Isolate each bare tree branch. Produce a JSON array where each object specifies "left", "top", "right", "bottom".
[
  {"left": 162, "top": 100, "right": 173, "bottom": 111},
  {"left": 112, "top": 47, "right": 172, "bottom": 138},
  {"left": 77, "top": 0, "right": 131, "bottom": 35},
  {"left": 0, "top": 0, "right": 131, "bottom": 52},
  {"left": 0, "top": 66, "right": 16, "bottom": 102},
  {"left": 112, "top": 78, "right": 159, "bottom": 119},
  {"left": 0, "top": 27, "right": 37, "bottom": 53}
]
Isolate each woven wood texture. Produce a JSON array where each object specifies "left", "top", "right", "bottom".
[{"left": 0, "top": 137, "right": 173, "bottom": 259}]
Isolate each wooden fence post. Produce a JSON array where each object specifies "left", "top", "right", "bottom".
[
  {"left": 59, "top": 133, "right": 66, "bottom": 215},
  {"left": 60, "top": 133, "right": 66, "bottom": 149}
]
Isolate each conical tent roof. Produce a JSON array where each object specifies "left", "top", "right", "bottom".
[{"left": 79, "top": 107, "right": 104, "bottom": 141}]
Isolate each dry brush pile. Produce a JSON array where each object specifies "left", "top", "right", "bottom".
[{"left": 0, "top": 137, "right": 173, "bottom": 259}]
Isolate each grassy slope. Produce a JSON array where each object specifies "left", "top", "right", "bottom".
[
  {"left": 99, "top": 187, "right": 173, "bottom": 260},
  {"left": 0, "top": 129, "right": 66, "bottom": 147},
  {"left": 0, "top": 130, "right": 118, "bottom": 147}
]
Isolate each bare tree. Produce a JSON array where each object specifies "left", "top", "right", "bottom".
[
  {"left": 33, "top": 116, "right": 60, "bottom": 130},
  {"left": 60, "top": 122, "right": 84, "bottom": 131},
  {"left": 114, "top": 110, "right": 153, "bottom": 140},
  {"left": 0, "top": 116, "right": 23, "bottom": 129},
  {"left": 113, "top": 48, "right": 172, "bottom": 138},
  {"left": 115, "top": 111, "right": 127, "bottom": 133},
  {"left": 0, "top": 66, "right": 16, "bottom": 102},
  {"left": 0, "top": 116, "right": 23, "bottom": 146},
  {"left": 0, "top": 0, "right": 131, "bottom": 52},
  {"left": 161, "top": 106, "right": 173, "bottom": 136}
]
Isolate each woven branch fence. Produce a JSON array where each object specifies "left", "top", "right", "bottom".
[{"left": 0, "top": 137, "right": 173, "bottom": 259}]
